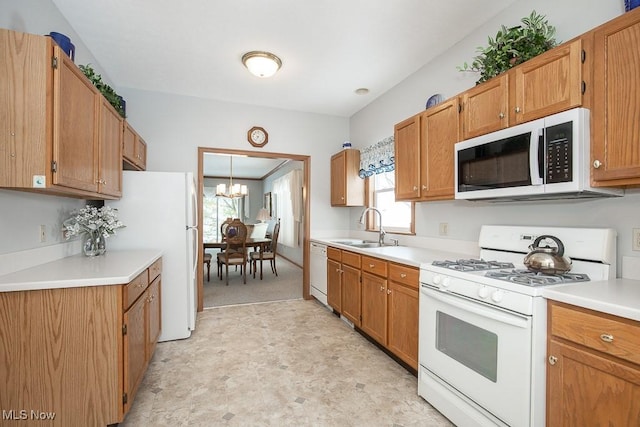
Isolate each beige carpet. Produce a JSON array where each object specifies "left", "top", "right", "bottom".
[
  {"left": 121, "top": 299, "right": 453, "bottom": 426},
  {"left": 203, "top": 255, "right": 303, "bottom": 308}
]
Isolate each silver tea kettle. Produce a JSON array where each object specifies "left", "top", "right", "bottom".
[{"left": 523, "top": 235, "right": 572, "bottom": 274}]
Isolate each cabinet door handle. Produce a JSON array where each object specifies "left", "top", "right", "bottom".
[
  {"left": 387, "top": 289, "right": 392, "bottom": 295},
  {"left": 548, "top": 355, "right": 557, "bottom": 365},
  {"left": 498, "top": 112, "right": 505, "bottom": 119},
  {"left": 380, "top": 286, "right": 385, "bottom": 292},
  {"left": 600, "top": 333, "right": 614, "bottom": 343},
  {"left": 515, "top": 106, "right": 521, "bottom": 113},
  {"left": 421, "top": 185, "right": 427, "bottom": 190},
  {"left": 400, "top": 273, "right": 407, "bottom": 278},
  {"left": 369, "top": 264, "right": 375, "bottom": 268},
  {"left": 593, "top": 160, "right": 602, "bottom": 169},
  {"left": 413, "top": 186, "right": 418, "bottom": 191}
]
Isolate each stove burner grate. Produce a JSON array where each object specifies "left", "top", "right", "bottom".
[
  {"left": 485, "top": 269, "right": 590, "bottom": 286},
  {"left": 432, "top": 259, "right": 515, "bottom": 271}
]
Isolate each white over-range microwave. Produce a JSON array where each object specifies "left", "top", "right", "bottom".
[{"left": 455, "top": 108, "right": 623, "bottom": 201}]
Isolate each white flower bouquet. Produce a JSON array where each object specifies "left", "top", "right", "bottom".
[{"left": 63, "top": 205, "right": 125, "bottom": 239}]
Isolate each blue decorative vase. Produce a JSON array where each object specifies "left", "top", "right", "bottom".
[{"left": 625, "top": 0, "right": 640, "bottom": 11}]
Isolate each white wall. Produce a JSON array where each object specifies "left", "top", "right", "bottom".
[
  {"left": 119, "top": 88, "right": 351, "bottom": 241},
  {"left": 349, "top": 0, "right": 639, "bottom": 274},
  {"left": 0, "top": 0, "right": 114, "bottom": 255}
]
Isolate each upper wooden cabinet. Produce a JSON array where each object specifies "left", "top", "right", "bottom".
[
  {"left": 459, "top": 38, "right": 584, "bottom": 140},
  {"left": 98, "top": 97, "right": 124, "bottom": 197},
  {"left": 591, "top": 8, "right": 640, "bottom": 186},
  {"left": 394, "top": 114, "right": 421, "bottom": 200},
  {"left": 123, "top": 121, "right": 147, "bottom": 171},
  {"left": 460, "top": 73, "right": 509, "bottom": 140},
  {"left": 395, "top": 97, "right": 459, "bottom": 201},
  {"left": 330, "top": 149, "right": 364, "bottom": 206},
  {"left": 0, "top": 29, "right": 123, "bottom": 199}
]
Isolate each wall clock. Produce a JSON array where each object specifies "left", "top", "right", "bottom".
[{"left": 248, "top": 126, "right": 268, "bottom": 147}]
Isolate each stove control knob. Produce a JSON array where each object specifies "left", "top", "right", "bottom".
[
  {"left": 491, "top": 289, "right": 504, "bottom": 303},
  {"left": 442, "top": 277, "right": 451, "bottom": 288},
  {"left": 478, "top": 286, "right": 489, "bottom": 299},
  {"left": 433, "top": 275, "right": 442, "bottom": 285}
]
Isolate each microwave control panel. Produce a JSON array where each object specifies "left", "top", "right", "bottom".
[{"left": 545, "top": 121, "right": 572, "bottom": 183}]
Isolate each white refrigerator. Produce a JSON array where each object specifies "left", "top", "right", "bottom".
[{"left": 107, "top": 171, "right": 197, "bottom": 342}]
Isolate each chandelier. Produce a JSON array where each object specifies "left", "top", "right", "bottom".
[{"left": 216, "top": 156, "right": 247, "bottom": 198}]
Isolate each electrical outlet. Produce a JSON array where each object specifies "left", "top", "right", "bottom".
[
  {"left": 439, "top": 223, "right": 449, "bottom": 236},
  {"left": 633, "top": 228, "right": 640, "bottom": 251},
  {"left": 39, "top": 225, "right": 46, "bottom": 243}
]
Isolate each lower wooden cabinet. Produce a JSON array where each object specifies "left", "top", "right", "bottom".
[
  {"left": 340, "top": 251, "right": 362, "bottom": 326},
  {"left": 327, "top": 245, "right": 419, "bottom": 371},
  {"left": 0, "top": 257, "right": 162, "bottom": 426},
  {"left": 546, "top": 301, "right": 640, "bottom": 426},
  {"left": 327, "top": 247, "right": 342, "bottom": 312}
]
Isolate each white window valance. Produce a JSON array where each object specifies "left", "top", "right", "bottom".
[{"left": 358, "top": 136, "right": 394, "bottom": 178}]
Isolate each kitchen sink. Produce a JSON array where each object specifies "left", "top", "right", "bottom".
[{"left": 347, "top": 242, "right": 387, "bottom": 248}]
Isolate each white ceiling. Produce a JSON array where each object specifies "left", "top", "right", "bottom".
[
  {"left": 203, "top": 153, "right": 289, "bottom": 179},
  {"left": 51, "top": 0, "right": 516, "bottom": 117}
]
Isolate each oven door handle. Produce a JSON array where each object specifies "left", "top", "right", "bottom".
[{"left": 423, "top": 287, "right": 530, "bottom": 329}]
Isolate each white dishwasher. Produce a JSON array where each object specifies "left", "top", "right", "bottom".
[{"left": 309, "top": 242, "right": 328, "bottom": 306}]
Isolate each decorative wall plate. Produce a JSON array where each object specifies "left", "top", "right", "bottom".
[{"left": 426, "top": 93, "right": 444, "bottom": 109}]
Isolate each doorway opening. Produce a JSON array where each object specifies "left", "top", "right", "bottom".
[{"left": 197, "top": 147, "right": 310, "bottom": 311}]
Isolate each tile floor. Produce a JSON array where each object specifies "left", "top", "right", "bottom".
[{"left": 121, "top": 299, "right": 454, "bottom": 426}]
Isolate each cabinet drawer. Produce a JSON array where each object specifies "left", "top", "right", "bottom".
[
  {"left": 342, "top": 251, "right": 361, "bottom": 268},
  {"left": 388, "top": 263, "right": 418, "bottom": 289},
  {"left": 327, "top": 247, "right": 342, "bottom": 261},
  {"left": 149, "top": 258, "right": 162, "bottom": 281},
  {"left": 124, "top": 270, "right": 149, "bottom": 310},
  {"left": 362, "top": 255, "right": 387, "bottom": 277},
  {"left": 550, "top": 302, "right": 640, "bottom": 366}
]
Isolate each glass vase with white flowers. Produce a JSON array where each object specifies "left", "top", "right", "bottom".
[{"left": 63, "top": 205, "right": 125, "bottom": 256}]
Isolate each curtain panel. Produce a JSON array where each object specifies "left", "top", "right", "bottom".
[{"left": 358, "top": 136, "right": 394, "bottom": 178}]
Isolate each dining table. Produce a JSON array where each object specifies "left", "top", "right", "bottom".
[{"left": 204, "top": 237, "right": 272, "bottom": 278}]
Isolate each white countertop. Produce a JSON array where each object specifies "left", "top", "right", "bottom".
[
  {"left": 543, "top": 279, "right": 640, "bottom": 322},
  {"left": 0, "top": 250, "right": 162, "bottom": 292},
  {"left": 311, "top": 237, "right": 471, "bottom": 268}
]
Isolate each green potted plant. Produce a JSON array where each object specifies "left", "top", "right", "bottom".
[
  {"left": 458, "top": 10, "right": 558, "bottom": 84},
  {"left": 78, "top": 64, "right": 126, "bottom": 118}
]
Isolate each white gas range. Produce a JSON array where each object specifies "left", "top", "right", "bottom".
[{"left": 418, "top": 225, "right": 616, "bottom": 427}]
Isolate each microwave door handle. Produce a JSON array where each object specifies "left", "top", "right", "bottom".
[{"left": 530, "top": 129, "right": 544, "bottom": 185}]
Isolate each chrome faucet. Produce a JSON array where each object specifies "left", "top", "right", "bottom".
[{"left": 359, "top": 207, "right": 386, "bottom": 245}]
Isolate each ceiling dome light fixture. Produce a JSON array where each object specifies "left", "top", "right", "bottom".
[
  {"left": 355, "top": 88, "right": 370, "bottom": 95},
  {"left": 242, "top": 51, "right": 282, "bottom": 78}
]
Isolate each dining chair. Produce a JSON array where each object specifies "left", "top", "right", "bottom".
[
  {"left": 217, "top": 219, "right": 248, "bottom": 285},
  {"left": 250, "top": 219, "right": 280, "bottom": 280}
]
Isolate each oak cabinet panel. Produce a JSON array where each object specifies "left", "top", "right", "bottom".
[
  {"left": 387, "top": 280, "right": 419, "bottom": 369},
  {"left": 591, "top": 8, "right": 640, "bottom": 186},
  {"left": 394, "top": 115, "right": 421, "bottom": 200},
  {"left": 0, "top": 28, "right": 123, "bottom": 199},
  {"left": 460, "top": 74, "right": 509, "bottom": 140},
  {"left": 361, "top": 271, "right": 387, "bottom": 344},
  {"left": 123, "top": 121, "right": 148, "bottom": 171},
  {"left": 512, "top": 39, "right": 583, "bottom": 124},
  {"left": 0, "top": 258, "right": 162, "bottom": 426},
  {"left": 459, "top": 39, "right": 583, "bottom": 140},
  {"left": 341, "top": 263, "right": 362, "bottom": 327},
  {"left": 420, "top": 98, "right": 460, "bottom": 200},
  {"left": 395, "top": 98, "right": 459, "bottom": 202},
  {"left": 327, "top": 258, "right": 342, "bottom": 312},
  {"left": 98, "top": 98, "right": 123, "bottom": 197},
  {"left": 547, "top": 301, "right": 640, "bottom": 426},
  {"left": 330, "top": 149, "right": 364, "bottom": 206},
  {"left": 123, "top": 287, "right": 147, "bottom": 414}
]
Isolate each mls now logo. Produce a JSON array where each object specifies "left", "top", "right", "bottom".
[{"left": 2, "top": 409, "right": 56, "bottom": 420}]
